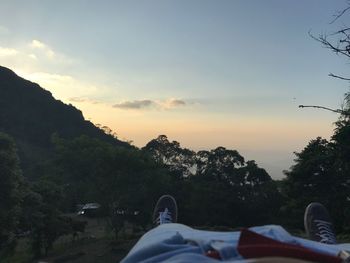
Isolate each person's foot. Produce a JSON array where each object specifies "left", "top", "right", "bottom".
[
  {"left": 152, "top": 195, "right": 178, "bottom": 225},
  {"left": 304, "top": 202, "right": 337, "bottom": 244}
]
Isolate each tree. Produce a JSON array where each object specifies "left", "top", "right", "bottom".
[
  {"left": 281, "top": 138, "right": 338, "bottom": 228},
  {"left": 52, "top": 135, "right": 172, "bottom": 237},
  {"left": 143, "top": 135, "right": 196, "bottom": 177},
  {"left": 300, "top": 3, "right": 350, "bottom": 116},
  {"left": 144, "top": 135, "right": 282, "bottom": 227},
  {"left": 0, "top": 132, "right": 23, "bottom": 254},
  {"left": 196, "top": 147, "right": 245, "bottom": 182},
  {"left": 282, "top": 3, "right": 350, "bottom": 232},
  {"left": 27, "top": 180, "right": 70, "bottom": 257},
  {"left": 330, "top": 104, "right": 350, "bottom": 231},
  {"left": 0, "top": 132, "right": 71, "bottom": 259}
]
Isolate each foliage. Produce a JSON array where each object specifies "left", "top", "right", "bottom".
[
  {"left": 26, "top": 180, "right": 70, "bottom": 257},
  {"left": 0, "top": 66, "right": 130, "bottom": 179},
  {"left": 281, "top": 3, "right": 350, "bottom": 232},
  {"left": 51, "top": 135, "right": 172, "bottom": 235},
  {"left": 0, "top": 132, "right": 71, "bottom": 259},
  {"left": 0, "top": 132, "right": 23, "bottom": 254},
  {"left": 281, "top": 119, "right": 350, "bottom": 231},
  {"left": 145, "top": 135, "right": 283, "bottom": 227},
  {"left": 143, "top": 135, "right": 196, "bottom": 177}
]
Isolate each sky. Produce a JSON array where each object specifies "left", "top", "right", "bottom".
[{"left": 0, "top": 0, "right": 349, "bottom": 178}]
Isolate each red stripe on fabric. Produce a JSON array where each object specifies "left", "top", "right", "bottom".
[{"left": 237, "top": 228, "right": 341, "bottom": 263}]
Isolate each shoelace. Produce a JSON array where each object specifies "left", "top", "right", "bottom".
[
  {"left": 156, "top": 208, "right": 173, "bottom": 224},
  {"left": 314, "top": 219, "right": 337, "bottom": 244}
]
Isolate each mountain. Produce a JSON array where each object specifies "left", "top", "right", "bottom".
[{"left": 0, "top": 66, "right": 130, "bottom": 178}]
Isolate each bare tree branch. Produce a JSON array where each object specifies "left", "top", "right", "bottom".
[
  {"left": 334, "top": 27, "right": 350, "bottom": 34},
  {"left": 304, "top": 5, "right": 350, "bottom": 118},
  {"left": 330, "top": 6, "right": 350, "bottom": 24},
  {"left": 299, "top": 105, "right": 350, "bottom": 115},
  {"left": 329, "top": 73, "right": 350, "bottom": 81},
  {"left": 308, "top": 31, "right": 350, "bottom": 58}
]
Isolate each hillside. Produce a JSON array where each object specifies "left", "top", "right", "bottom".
[{"left": 0, "top": 66, "right": 130, "bottom": 178}]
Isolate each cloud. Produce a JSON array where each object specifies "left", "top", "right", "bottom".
[
  {"left": 30, "top": 39, "right": 56, "bottom": 59},
  {"left": 24, "top": 71, "right": 74, "bottom": 83},
  {"left": 0, "top": 41, "right": 88, "bottom": 102},
  {"left": 30, "top": 39, "right": 73, "bottom": 64},
  {"left": 16, "top": 71, "right": 99, "bottom": 102},
  {"left": 113, "top": 99, "right": 154, "bottom": 109},
  {"left": 113, "top": 98, "right": 187, "bottom": 110},
  {"left": 69, "top": 97, "right": 88, "bottom": 103},
  {"left": 160, "top": 98, "right": 186, "bottom": 109},
  {"left": 31, "top": 39, "right": 46, "bottom": 49},
  {"left": 0, "top": 47, "right": 18, "bottom": 56},
  {"left": 0, "top": 40, "right": 73, "bottom": 69},
  {"left": 69, "top": 97, "right": 100, "bottom": 104},
  {"left": 72, "top": 97, "right": 187, "bottom": 110}
]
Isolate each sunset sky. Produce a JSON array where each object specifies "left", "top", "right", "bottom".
[{"left": 0, "top": 0, "right": 349, "bottom": 178}]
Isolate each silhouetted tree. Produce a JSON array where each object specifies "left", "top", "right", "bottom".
[
  {"left": 300, "top": 3, "right": 350, "bottom": 115},
  {"left": 143, "top": 135, "right": 196, "bottom": 177},
  {"left": 52, "top": 135, "right": 172, "bottom": 237},
  {"left": 144, "top": 135, "right": 282, "bottom": 227},
  {"left": 26, "top": 180, "right": 70, "bottom": 257},
  {"left": 0, "top": 132, "right": 23, "bottom": 255},
  {"left": 283, "top": 3, "right": 350, "bottom": 232}
]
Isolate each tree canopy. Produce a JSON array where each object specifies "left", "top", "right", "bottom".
[{"left": 0, "top": 132, "right": 22, "bottom": 252}]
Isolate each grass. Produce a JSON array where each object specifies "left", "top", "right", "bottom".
[
  {"left": 2, "top": 216, "right": 140, "bottom": 263},
  {"left": 1, "top": 239, "right": 32, "bottom": 263}
]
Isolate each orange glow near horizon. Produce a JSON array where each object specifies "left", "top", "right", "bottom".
[{"left": 74, "top": 100, "right": 334, "bottom": 152}]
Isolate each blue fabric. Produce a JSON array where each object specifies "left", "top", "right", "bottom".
[{"left": 121, "top": 224, "right": 350, "bottom": 263}]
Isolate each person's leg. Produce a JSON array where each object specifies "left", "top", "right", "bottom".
[
  {"left": 304, "top": 202, "right": 337, "bottom": 244},
  {"left": 123, "top": 199, "right": 346, "bottom": 263}
]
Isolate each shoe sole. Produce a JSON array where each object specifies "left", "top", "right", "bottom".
[
  {"left": 304, "top": 202, "right": 315, "bottom": 238},
  {"left": 153, "top": 195, "right": 178, "bottom": 223}
]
